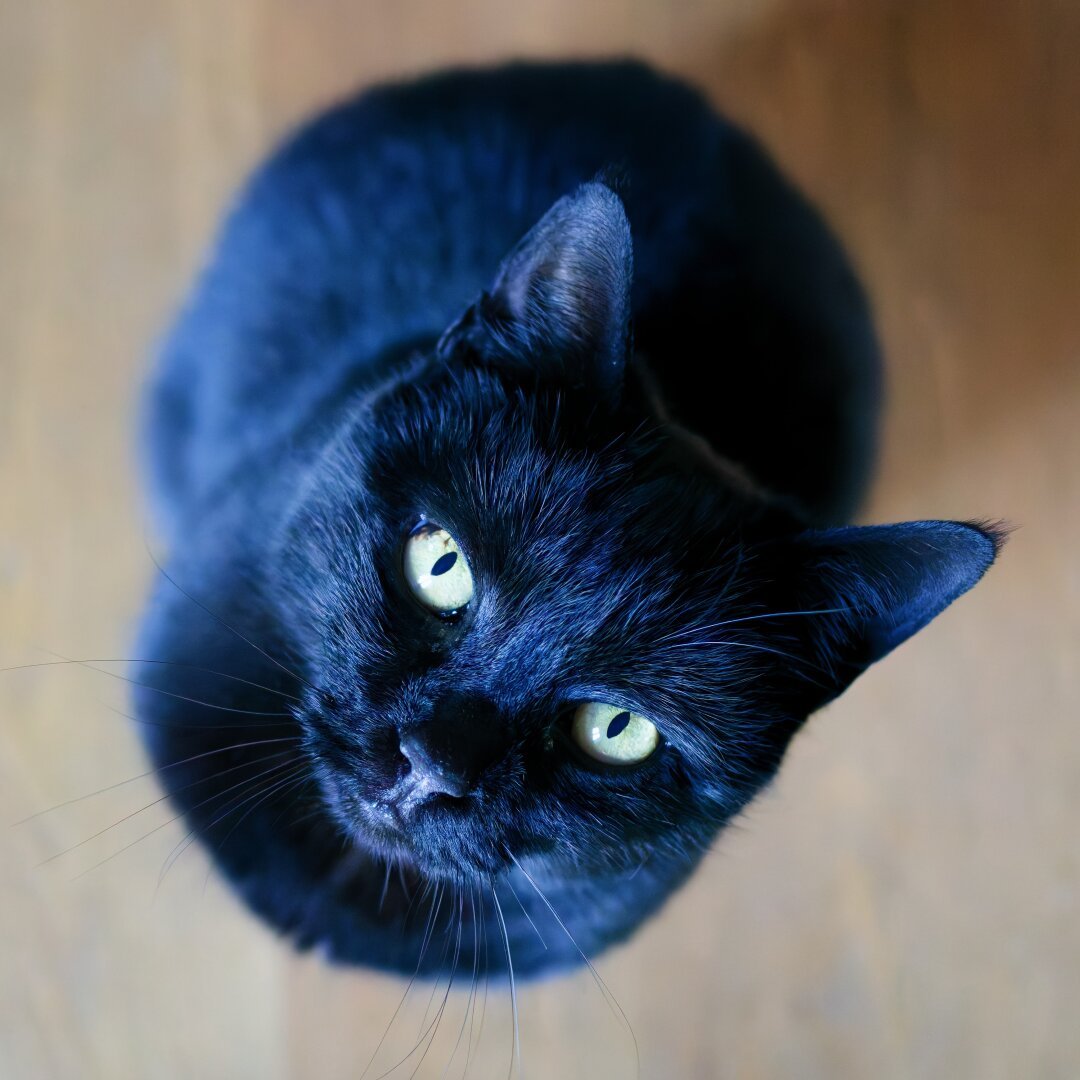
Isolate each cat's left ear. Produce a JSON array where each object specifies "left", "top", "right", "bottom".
[
  {"left": 777, "top": 520, "right": 1005, "bottom": 711},
  {"left": 444, "top": 181, "right": 633, "bottom": 402}
]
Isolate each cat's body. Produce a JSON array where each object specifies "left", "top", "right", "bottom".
[
  {"left": 137, "top": 62, "right": 997, "bottom": 978},
  {"left": 148, "top": 62, "right": 877, "bottom": 532}
]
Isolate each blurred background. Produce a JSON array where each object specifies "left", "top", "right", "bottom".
[{"left": 2, "top": 1, "right": 1077, "bottom": 1077}]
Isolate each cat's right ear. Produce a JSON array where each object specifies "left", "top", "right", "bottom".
[{"left": 439, "top": 181, "right": 633, "bottom": 404}]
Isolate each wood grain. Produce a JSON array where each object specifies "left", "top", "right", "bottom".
[{"left": 2, "top": 1, "right": 1077, "bottom": 1077}]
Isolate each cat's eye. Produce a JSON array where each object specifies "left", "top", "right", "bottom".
[
  {"left": 403, "top": 523, "right": 474, "bottom": 614},
  {"left": 570, "top": 702, "right": 659, "bottom": 766}
]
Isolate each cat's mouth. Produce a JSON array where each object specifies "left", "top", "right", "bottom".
[
  {"left": 319, "top": 770, "right": 507, "bottom": 876},
  {"left": 353, "top": 784, "right": 471, "bottom": 840}
]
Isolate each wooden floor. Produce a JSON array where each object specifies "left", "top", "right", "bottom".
[{"left": 2, "top": 2, "right": 1078, "bottom": 1077}]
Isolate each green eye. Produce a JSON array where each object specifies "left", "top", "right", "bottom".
[
  {"left": 570, "top": 702, "right": 659, "bottom": 766},
  {"left": 403, "top": 524, "right": 474, "bottom": 614}
]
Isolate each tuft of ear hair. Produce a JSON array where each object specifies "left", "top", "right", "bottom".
[
  {"left": 783, "top": 519, "right": 1007, "bottom": 708},
  {"left": 443, "top": 180, "right": 633, "bottom": 403}
]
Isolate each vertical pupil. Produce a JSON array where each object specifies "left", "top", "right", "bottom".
[
  {"left": 606, "top": 711, "right": 631, "bottom": 739},
  {"left": 430, "top": 551, "right": 458, "bottom": 576}
]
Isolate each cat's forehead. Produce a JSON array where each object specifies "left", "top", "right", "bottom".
[
  {"left": 369, "top": 366, "right": 735, "bottom": 544},
  {"left": 374, "top": 377, "right": 747, "bottom": 629}
]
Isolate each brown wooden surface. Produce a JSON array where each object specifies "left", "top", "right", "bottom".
[{"left": 2, "top": 2, "right": 1078, "bottom": 1077}]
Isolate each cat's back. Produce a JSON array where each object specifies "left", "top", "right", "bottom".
[{"left": 147, "top": 61, "right": 879, "bottom": 529}]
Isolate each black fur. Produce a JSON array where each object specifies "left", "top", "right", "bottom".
[{"left": 136, "top": 61, "right": 1001, "bottom": 979}]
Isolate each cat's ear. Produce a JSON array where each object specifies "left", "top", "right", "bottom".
[
  {"left": 778, "top": 520, "right": 1004, "bottom": 710},
  {"left": 444, "top": 181, "right": 633, "bottom": 402}
]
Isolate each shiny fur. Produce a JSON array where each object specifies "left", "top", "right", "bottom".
[{"left": 135, "top": 61, "right": 1000, "bottom": 978}]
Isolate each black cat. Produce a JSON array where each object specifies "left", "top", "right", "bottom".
[{"left": 136, "top": 61, "right": 1001, "bottom": 979}]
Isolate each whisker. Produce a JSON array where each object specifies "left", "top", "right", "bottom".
[
  {"left": 144, "top": 538, "right": 317, "bottom": 692},
  {"left": 397, "top": 861, "right": 413, "bottom": 905},
  {"left": 363, "top": 883, "right": 447, "bottom": 1080},
  {"left": 663, "top": 638, "right": 824, "bottom": 677},
  {"left": 467, "top": 886, "right": 483, "bottom": 1078},
  {"left": 662, "top": 637, "right": 832, "bottom": 690},
  {"left": 264, "top": 783, "right": 320, "bottom": 836},
  {"left": 0, "top": 657, "right": 301, "bottom": 702},
  {"left": 405, "top": 890, "right": 464, "bottom": 1080},
  {"left": 279, "top": 804, "right": 324, "bottom": 830},
  {"left": 507, "top": 850, "right": 640, "bottom": 1078},
  {"left": 658, "top": 605, "right": 852, "bottom": 644},
  {"left": 417, "top": 883, "right": 445, "bottom": 975},
  {"left": 464, "top": 884, "right": 483, "bottom": 1077},
  {"left": 441, "top": 886, "right": 480, "bottom": 1080},
  {"left": 198, "top": 770, "right": 312, "bottom": 894},
  {"left": 490, "top": 883, "right": 520, "bottom": 1080},
  {"left": 97, "top": 698, "right": 295, "bottom": 734},
  {"left": 156, "top": 763, "right": 309, "bottom": 897},
  {"left": 503, "top": 874, "right": 547, "bottom": 952},
  {"left": 472, "top": 889, "right": 490, "bottom": 1069},
  {"left": 156, "top": 829, "right": 202, "bottom": 897},
  {"left": 416, "top": 891, "right": 459, "bottom": 1041},
  {"left": 378, "top": 859, "right": 393, "bottom": 914},
  {"left": 402, "top": 871, "right": 435, "bottom": 935},
  {"left": 15, "top": 735, "right": 302, "bottom": 825},
  {"left": 37, "top": 651, "right": 294, "bottom": 717},
  {"left": 156, "top": 764, "right": 310, "bottom": 898},
  {"left": 56, "top": 754, "right": 303, "bottom": 878},
  {"left": 416, "top": 919, "right": 453, "bottom": 1040},
  {"left": 358, "top": 896, "right": 436, "bottom": 1080}
]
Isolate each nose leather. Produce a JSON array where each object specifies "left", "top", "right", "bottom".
[
  {"left": 398, "top": 731, "right": 471, "bottom": 798},
  {"left": 397, "top": 694, "right": 503, "bottom": 800}
]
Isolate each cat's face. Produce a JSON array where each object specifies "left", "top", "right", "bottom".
[
  {"left": 281, "top": 366, "right": 782, "bottom": 883},
  {"left": 275, "top": 180, "right": 998, "bottom": 894}
]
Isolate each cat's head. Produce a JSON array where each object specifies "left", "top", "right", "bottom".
[{"left": 275, "top": 182, "right": 1001, "bottom": 893}]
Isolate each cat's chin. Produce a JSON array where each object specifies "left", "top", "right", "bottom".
[{"left": 336, "top": 798, "right": 507, "bottom": 882}]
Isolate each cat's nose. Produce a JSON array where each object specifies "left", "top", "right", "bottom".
[
  {"left": 397, "top": 694, "right": 503, "bottom": 800},
  {"left": 398, "top": 732, "right": 471, "bottom": 798}
]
